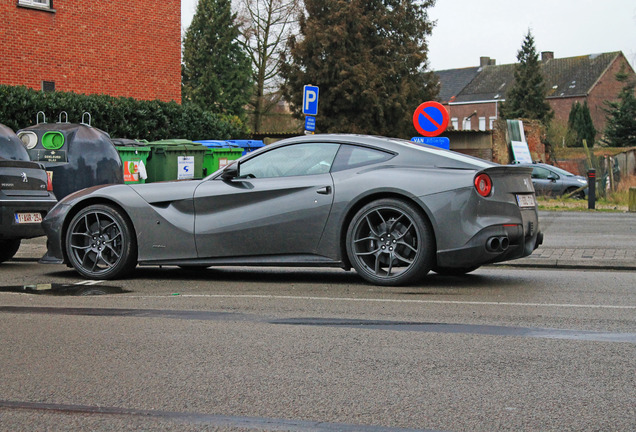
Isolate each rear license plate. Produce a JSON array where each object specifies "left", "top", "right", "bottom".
[
  {"left": 15, "top": 212, "right": 43, "bottom": 224},
  {"left": 516, "top": 194, "right": 536, "bottom": 208}
]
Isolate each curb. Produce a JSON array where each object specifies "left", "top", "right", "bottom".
[{"left": 494, "top": 259, "right": 636, "bottom": 271}]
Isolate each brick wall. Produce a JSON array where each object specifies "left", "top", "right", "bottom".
[
  {"left": 547, "top": 54, "right": 635, "bottom": 136},
  {"left": 446, "top": 102, "right": 500, "bottom": 131},
  {"left": 1, "top": 0, "right": 181, "bottom": 103},
  {"left": 586, "top": 54, "right": 633, "bottom": 135},
  {"left": 491, "top": 119, "right": 546, "bottom": 164}
]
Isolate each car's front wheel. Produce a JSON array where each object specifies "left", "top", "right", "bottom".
[
  {"left": 0, "top": 239, "right": 21, "bottom": 263},
  {"left": 346, "top": 199, "right": 434, "bottom": 286},
  {"left": 65, "top": 204, "right": 137, "bottom": 279}
]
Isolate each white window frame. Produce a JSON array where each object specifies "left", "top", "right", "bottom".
[
  {"left": 478, "top": 117, "right": 486, "bottom": 131},
  {"left": 18, "top": 0, "right": 51, "bottom": 9},
  {"left": 462, "top": 118, "right": 472, "bottom": 131},
  {"left": 489, "top": 116, "right": 497, "bottom": 130},
  {"left": 451, "top": 117, "right": 459, "bottom": 130}
]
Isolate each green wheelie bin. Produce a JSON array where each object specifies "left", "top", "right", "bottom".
[
  {"left": 144, "top": 139, "right": 206, "bottom": 182},
  {"left": 112, "top": 138, "right": 151, "bottom": 184},
  {"left": 195, "top": 140, "right": 244, "bottom": 176}
]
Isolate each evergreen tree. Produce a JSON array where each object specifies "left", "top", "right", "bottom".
[
  {"left": 500, "top": 30, "right": 553, "bottom": 124},
  {"left": 182, "top": 0, "right": 253, "bottom": 118},
  {"left": 602, "top": 66, "right": 636, "bottom": 148},
  {"left": 281, "top": 0, "right": 438, "bottom": 138},
  {"left": 567, "top": 101, "right": 596, "bottom": 147}
]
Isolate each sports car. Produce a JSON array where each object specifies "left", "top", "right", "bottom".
[{"left": 41, "top": 134, "right": 543, "bottom": 286}]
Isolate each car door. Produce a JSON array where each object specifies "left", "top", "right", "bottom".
[
  {"left": 193, "top": 142, "right": 340, "bottom": 258},
  {"left": 531, "top": 166, "right": 557, "bottom": 196}
]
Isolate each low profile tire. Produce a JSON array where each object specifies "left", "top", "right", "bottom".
[
  {"left": 0, "top": 239, "right": 21, "bottom": 263},
  {"left": 346, "top": 199, "right": 434, "bottom": 286},
  {"left": 432, "top": 265, "right": 480, "bottom": 276},
  {"left": 65, "top": 204, "right": 137, "bottom": 280}
]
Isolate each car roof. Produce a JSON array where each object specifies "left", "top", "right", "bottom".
[{"left": 271, "top": 134, "right": 496, "bottom": 170}]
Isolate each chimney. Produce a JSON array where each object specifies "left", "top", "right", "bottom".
[
  {"left": 480, "top": 56, "right": 491, "bottom": 67},
  {"left": 541, "top": 51, "right": 554, "bottom": 62}
]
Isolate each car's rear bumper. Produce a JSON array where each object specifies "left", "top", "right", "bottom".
[
  {"left": 436, "top": 217, "right": 543, "bottom": 269},
  {"left": 0, "top": 198, "right": 57, "bottom": 240}
]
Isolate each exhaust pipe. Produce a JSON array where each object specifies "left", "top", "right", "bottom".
[{"left": 486, "top": 236, "right": 509, "bottom": 252}]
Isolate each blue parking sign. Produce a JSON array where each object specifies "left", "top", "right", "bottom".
[
  {"left": 305, "top": 116, "right": 316, "bottom": 132},
  {"left": 303, "top": 85, "right": 319, "bottom": 116}
]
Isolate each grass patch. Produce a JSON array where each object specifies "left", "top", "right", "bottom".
[{"left": 536, "top": 175, "right": 635, "bottom": 212}]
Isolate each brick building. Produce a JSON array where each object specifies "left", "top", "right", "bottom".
[
  {"left": 0, "top": 0, "right": 181, "bottom": 102},
  {"left": 435, "top": 51, "right": 635, "bottom": 136}
]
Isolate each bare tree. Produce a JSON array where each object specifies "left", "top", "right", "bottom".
[{"left": 237, "top": 0, "right": 301, "bottom": 132}]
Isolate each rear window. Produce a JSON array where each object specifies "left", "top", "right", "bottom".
[
  {"left": 331, "top": 145, "right": 394, "bottom": 172},
  {"left": 0, "top": 139, "right": 30, "bottom": 161}
]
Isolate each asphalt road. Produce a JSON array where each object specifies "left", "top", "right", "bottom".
[
  {"left": 1, "top": 261, "right": 634, "bottom": 432},
  {"left": 537, "top": 211, "right": 636, "bottom": 249}
]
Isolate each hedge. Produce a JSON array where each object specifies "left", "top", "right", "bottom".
[{"left": 0, "top": 85, "right": 247, "bottom": 141}]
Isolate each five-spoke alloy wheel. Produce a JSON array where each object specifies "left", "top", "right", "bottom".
[
  {"left": 346, "top": 199, "right": 434, "bottom": 286},
  {"left": 65, "top": 204, "right": 137, "bottom": 279}
]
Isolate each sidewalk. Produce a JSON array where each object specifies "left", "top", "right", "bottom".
[
  {"left": 502, "top": 246, "right": 636, "bottom": 271},
  {"left": 12, "top": 236, "right": 636, "bottom": 271}
]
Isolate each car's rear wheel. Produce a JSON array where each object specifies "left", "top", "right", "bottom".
[
  {"left": 65, "top": 204, "right": 137, "bottom": 279},
  {"left": 0, "top": 239, "right": 21, "bottom": 263},
  {"left": 346, "top": 199, "right": 434, "bottom": 286}
]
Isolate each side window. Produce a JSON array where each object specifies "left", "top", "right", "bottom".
[
  {"left": 532, "top": 167, "right": 551, "bottom": 180},
  {"left": 331, "top": 145, "right": 394, "bottom": 172},
  {"left": 239, "top": 143, "right": 340, "bottom": 178}
]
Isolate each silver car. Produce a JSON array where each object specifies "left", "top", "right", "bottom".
[
  {"left": 41, "top": 134, "right": 542, "bottom": 286},
  {"left": 515, "top": 162, "right": 588, "bottom": 199}
]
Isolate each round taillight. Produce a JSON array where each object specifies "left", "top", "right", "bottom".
[{"left": 474, "top": 173, "right": 492, "bottom": 197}]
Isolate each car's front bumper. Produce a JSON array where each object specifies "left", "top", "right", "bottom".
[{"left": 38, "top": 201, "right": 72, "bottom": 265}]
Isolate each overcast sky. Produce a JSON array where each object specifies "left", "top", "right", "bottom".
[{"left": 181, "top": 0, "right": 636, "bottom": 71}]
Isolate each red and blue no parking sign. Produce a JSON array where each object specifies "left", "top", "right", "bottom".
[{"left": 412, "top": 101, "right": 449, "bottom": 137}]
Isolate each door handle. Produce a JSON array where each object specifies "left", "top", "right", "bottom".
[{"left": 316, "top": 186, "right": 332, "bottom": 195}]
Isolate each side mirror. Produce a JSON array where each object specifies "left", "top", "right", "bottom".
[
  {"left": 547, "top": 174, "right": 558, "bottom": 181},
  {"left": 221, "top": 162, "right": 238, "bottom": 180}
]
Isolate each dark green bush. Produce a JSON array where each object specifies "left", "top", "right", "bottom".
[{"left": 0, "top": 85, "right": 247, "bottom": 140}]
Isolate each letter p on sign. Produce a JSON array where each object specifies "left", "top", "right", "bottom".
[{"left": 303, "top": 85, "right": 319, "bottom": 116}]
